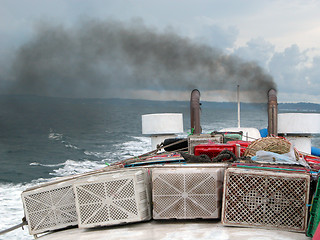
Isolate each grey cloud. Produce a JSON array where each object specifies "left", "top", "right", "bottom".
[
  {"left": 196, "top": 24, "right": 239, "bottom": 50},
  {"left": 232, "top": 39, "right": 320, "bottom": 101},
  {"left": 268, "top": 44, "right": 320, "bottom": 97},
  {"left": 233, "top": 38, "right": 275, "bottom": 69},
  {"left": 269, "top": 45, "right": 306, "bottom": 93}
]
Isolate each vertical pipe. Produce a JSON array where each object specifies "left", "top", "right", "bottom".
[
  {"left": 237, "top": 85, "right": 240, "bottom": 128},
  {"left": 190, "top": 89, "right": 201, "bottom": 134},
  {"left": 268, "top": 88, "right": 278, "bottom": 136}
]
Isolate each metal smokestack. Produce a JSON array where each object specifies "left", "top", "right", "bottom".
[
  {"left": 268, "top": 88, "right": 278, "bottom": 136},
  {"left": 190, "top": 89, "right": 201, "bottom": 134}
]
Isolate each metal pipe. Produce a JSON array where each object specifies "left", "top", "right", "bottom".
[
  {"left": 268, "top": 88, "right": 278, "bottom": 136},
  {"left": 237, "top": 85, "right": 240, "bottom": 128},
  {"left": 190, "top": 89, "right": 201, "bottom": 134}
]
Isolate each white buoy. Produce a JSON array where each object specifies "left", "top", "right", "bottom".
[
  {"left": 278, "top": 113, "right": 320, "bottom": 154},
  {"left": 142, "top": 113, "right": 184, "bottom": 150}
]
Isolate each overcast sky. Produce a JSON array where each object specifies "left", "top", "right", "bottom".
[{"left": 1, "top": 0, "right": 320, "bottom": 103}]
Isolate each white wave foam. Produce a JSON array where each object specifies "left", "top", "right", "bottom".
[
  {"left": 83, "top": 137, "right": 152, "bottom": 160},
  {"left": 48, "top": 130, "right": 81, "bottom": 150},
  {"left": 48, "top": 131, "right": 63, "bottom": 141},
  {"left": 84, "top": 151, "right": 112, "bottom": 158},
  {"left": 63, "top": 142, "right": 80, "bottom": 150},
  {"left": 29, "top": 162, "right": 66, "bottom": 167},
  {"left": 49, "top": 159, "right": 106, "bottom": 177},
  {"left": 0, "top": 183, "right": 34, "bottom": 240},
  {"left": 115, "top": 136, "right": 152, "bottom": 159},
  {"left": 29, "top": 162, "right": 40, "bottom": 166}
]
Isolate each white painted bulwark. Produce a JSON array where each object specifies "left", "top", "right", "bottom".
[
  {"left": 278, "top": 113, "right": 320, "bottom": 154},
  {"left": 142, "top": 113, "right": 183, "bottom": 135},
  {"left": 278, "top": 113, "right": 320, "bottom": 134}
]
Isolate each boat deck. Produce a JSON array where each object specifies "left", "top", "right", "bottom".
[{"left": 38, "top": 220, "right": 311, "bottom": 240}]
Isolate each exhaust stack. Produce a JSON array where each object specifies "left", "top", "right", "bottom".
[
  {"left": 268, "top": 88, "right": 278, "bottom": 136},
  {"left": 190, "top": 89, "right": 201, "bottom": 134}
]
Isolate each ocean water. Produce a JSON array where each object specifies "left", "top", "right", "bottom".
[{"left": 0, "top": 95, "right": 318, "bottom": 239}]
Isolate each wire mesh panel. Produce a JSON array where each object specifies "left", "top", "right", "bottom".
[
  {"left": 73, "top": 168, "right": 151, "bottom": 228},
  {"left": 21, "top": 166, "right": 123, "bottom": 236},
  {"left": 222, "top": 168, "right": 310, "bottom": 232},
  {"left": 152, "top": 167, "right": 224, "bottom": 219},
  {"left": 22, "top": 180, "right": 78, "bottom": 235}
]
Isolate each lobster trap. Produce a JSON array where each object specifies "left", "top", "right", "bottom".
[
  {"left": 21, "top": 178, "right": 78, "bottom": 235},
  {"left": 221, "top": 168, "right": 310, "bottom": 232},
  {"left": 73, "top": 168, "right": 151, "bottom": 228},
  {"left": 152, "top": 166, "right": 224, "bottom": 219}
]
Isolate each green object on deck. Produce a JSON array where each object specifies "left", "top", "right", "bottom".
[
  {"left": 223, "top": 133, "right": 242, "bottom": 143},
  {"left": 307, "top": 179, "right": 320, "bottom": 237},
  {"left": 236, "top": 165, "right": 306, "bottom": 172}
]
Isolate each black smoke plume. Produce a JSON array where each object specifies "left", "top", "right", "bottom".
[{"left": 4, "top": 19, "right": 276, "bottom": 100}]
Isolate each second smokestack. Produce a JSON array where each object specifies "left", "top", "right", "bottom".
[
  {"left": 268, "top": 88, "right": 278, "bottom": 136},
  {"left": 190, "top": 89, "right": 201, "bottom": 134}
]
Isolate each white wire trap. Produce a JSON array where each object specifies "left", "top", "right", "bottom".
[
  {"left": 152, "top": 166, "right": 224, "bottom": 219},
  {"left": 222, "top": 168, "right": 310, "bottom": 232},
  {"left": 21, "top": 178, "right": 78, "bottom": 235},
  {"left": 73, "top": 168, "right": 151, "bottom": 228}
]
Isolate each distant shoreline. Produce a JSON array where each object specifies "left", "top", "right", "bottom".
[{"left": 1, "top": 94, "right": 320, "bottom": 113}]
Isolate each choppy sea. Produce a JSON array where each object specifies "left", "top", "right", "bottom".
[{"left": 0, "top": 95, "right": 319, "bottom": 239}]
